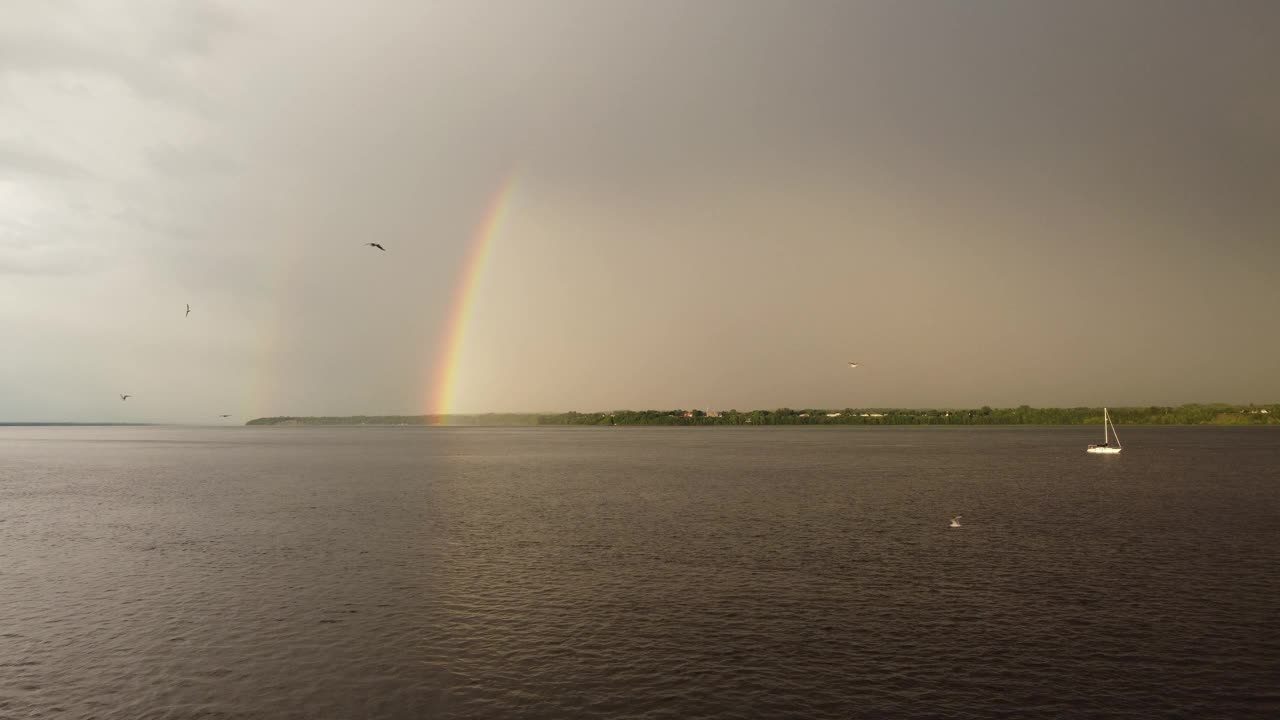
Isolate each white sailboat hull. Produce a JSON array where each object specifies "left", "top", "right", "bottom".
[{"left": 1088, "top": 407, "right": 1122, "bottom": 453}]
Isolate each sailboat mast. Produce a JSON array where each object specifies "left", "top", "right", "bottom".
[{"left": 1103, "top": 408, "right": 1109, "bottom": 444}]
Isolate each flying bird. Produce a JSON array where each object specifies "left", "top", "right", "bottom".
[
  {"left": 848, "top": 361, "right": 860, "bottom": 368},
  {"left": 218, "top": 414, "right": 231, "bottom": 418},
  {"left": 950, "top": 516, "right": 962, "bottom": 528},
  {"left": 120, "top": 394, "right": 131, "bottom": 401},
  {"left": 185, "top": 304, "right": 190, "bottom": 318},
  {"left": 365, "top": 243, "right": 386, "bottom": 251}
]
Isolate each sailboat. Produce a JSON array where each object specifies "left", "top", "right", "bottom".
[{"left": 1087, "top": 407, "right": 1122, "bottom": 454}]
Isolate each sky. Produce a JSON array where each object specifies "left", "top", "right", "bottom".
[{"left": 2, "top": 0, "right": 1278, "bottom": 423}]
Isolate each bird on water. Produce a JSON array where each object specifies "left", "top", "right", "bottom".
[{"left": 950, "top": 516, "right": 962, "bottom": 528}]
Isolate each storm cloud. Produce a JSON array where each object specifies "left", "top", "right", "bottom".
[{"left": 2, "top": 1, "right": 1278, "bottom": 422}]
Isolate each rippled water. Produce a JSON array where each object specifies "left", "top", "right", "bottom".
[{"left": 2, "top": 426, "right": 1278, "bottom": 719}]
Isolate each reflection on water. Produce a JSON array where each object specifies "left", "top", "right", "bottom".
[{"left": 2, "top": 426, "right": 1278, "bottom": 718}]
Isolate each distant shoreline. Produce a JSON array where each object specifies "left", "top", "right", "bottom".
[
  {"left": 0, "top": 422, "right": 157, "bottom": 427},
  {"left": 245, "top": 404, "right": 1278, "bottom": 427}
]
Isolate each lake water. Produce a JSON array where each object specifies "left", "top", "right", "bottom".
[{"left": 2, "top": 426, "right": 1277, "bottom": 719}]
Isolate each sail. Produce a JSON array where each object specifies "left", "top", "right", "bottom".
[{"left": 1088, "top": 407, "right": 1123, "bottom": 453}]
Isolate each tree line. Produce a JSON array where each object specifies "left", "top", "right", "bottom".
[{"left": 247, "top": 404, "right": 1278, "bottom": 426}]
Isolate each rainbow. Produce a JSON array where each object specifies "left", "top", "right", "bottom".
[{"left": 425, "top": 176, "right": 517, "bottom": 423}]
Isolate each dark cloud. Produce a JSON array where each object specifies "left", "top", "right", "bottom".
[
  {"left": 0, "top": 253, "right": 97, "bottom": 276},
  {"left": 0, "top": 145, "right": 87, "bottom": 180},
  {"left": 146, "top": 144, "right": 236, "bottom": 178},
  {"left": 0, "top": 1, "right": 241, "bottom": 109},
  {"left": 3, "top": 0, "right": 1279, "bottom": 421},
  {"left": 0, "top": 226, "right": 102, "bottom": 276},
  {"left": 155, "top": 1, "right": 243, "bottom": 57}
]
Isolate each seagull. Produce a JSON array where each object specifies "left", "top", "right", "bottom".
[
  {"left": 848, "top": 361, "right": 860, "bottom": 368},
  {"left": 218, "top": 414, "right": 231, "bottom": 418},
  {"left": 120, "top": 394, "right": 131, "bottom": 401},
  {"left": 950, "top": 515, "right": 962, "bottom": 528},
  {"left": 365, "top": 243, "right": 386, "bottom": 251},
  {"left": 185, "top": 304, "right": 190, "bottom": 318}
]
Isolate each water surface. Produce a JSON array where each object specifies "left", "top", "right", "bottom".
[{"left": 2, "top": 426, "right": 1277, "bottom": 718}]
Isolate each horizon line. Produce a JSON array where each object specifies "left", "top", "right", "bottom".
[{"left": 242, "top": 401, "right": 1279, "bottom": 417}]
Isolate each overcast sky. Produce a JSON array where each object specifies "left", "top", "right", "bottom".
[{"left": 3, "top": 1, "right": 1278, "bottom": 422}]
